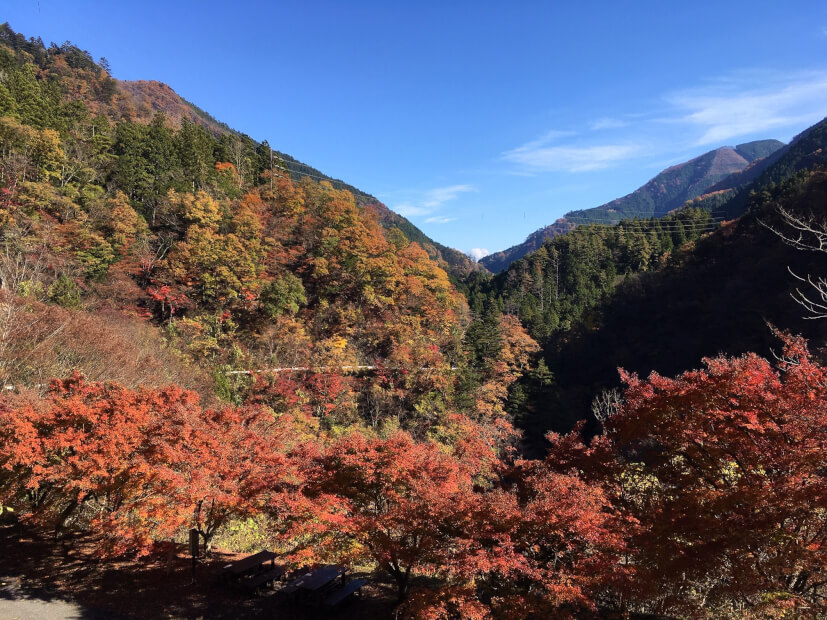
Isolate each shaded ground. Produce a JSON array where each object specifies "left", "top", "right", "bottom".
[
  {"left": 0, "top": 576, "right": 98, "bottom": 620},
  {"left": 0, "top": 522, "right": 397, "bottom": 619}
]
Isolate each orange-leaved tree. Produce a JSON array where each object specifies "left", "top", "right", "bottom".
[
  {"left": 402, "top": 460, "right": 629, "bottom": 619},
  {"left": 0, "top": 373, "right": 289, "bottom": 556}
]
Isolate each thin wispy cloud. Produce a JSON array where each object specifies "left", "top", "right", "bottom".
[
  {"left": 393, "top": 184, "right": 476, "bottom": 219},
  {"left": 590, "top": 117, "right": 628, "bottom": 130},
  {"left": 425, "top": 215, "right": 457, "bottom": 224},
  {"left": 395, "top": 204, "right": 430, "bottom": 217},
  {"left": 503, "top": 142, "right": 642, "bottom": 173},
  {"left": 504, "top": 169, "right": 539, "bottom": 178},
  {"left": 504, "top": 67, "right": 827, "bottom": 177},
  {"left": 513, "top": 130, "right": 576, "bottom": 152},
  {"left": 423, "top": 184, "right": 476, "bottom": 208},
  {"left": 666, "top": 69, "right": 827, "bottom": 145}
]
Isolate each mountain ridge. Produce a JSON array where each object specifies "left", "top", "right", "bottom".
[{"left": 480, "top": 139, "right": 785, "bottom": 272}]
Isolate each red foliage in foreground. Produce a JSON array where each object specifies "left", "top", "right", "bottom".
[
  {"left": 548, "top": 332, "right": 827, "bottom": 617},
  {"left": 0, "top": 373, "right": 289, "bottom": 556},
  {"left": 279, "top": 431, "right": 625, "bottom": 616},
  {"left": 2, "top": 333, "right": 826, "bottom": 617}
]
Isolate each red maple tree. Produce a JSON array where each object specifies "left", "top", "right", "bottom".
[{"left": 547, "top": 332, "right": 827, "bottom": 616}]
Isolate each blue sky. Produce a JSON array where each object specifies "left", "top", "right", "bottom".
[{"left": 5, "top": 1, "right": 827, "bottom": 257}]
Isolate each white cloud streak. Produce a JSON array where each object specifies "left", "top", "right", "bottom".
[
  {"left": 395, "top": 203, "right": 430, "bottom": 217},
  {"left": 504, "top": 68, "right": 827, "bottom": 176},
  {"left": 393, "top": 184, "right": 476, "bottom": 219},
  {"left": 503, "top": 142, "right": 642, "bottom": 172},
  {"left": 467, "top": 248, "right": 490, "bottom": 261},
  {"left": 512, "top": 130, "right": 576, "bottom": 152},
  {"left": 590, "top": 117, "right": 628, "bottom": 130},
  {"left": 666, "top": 70, "right": 827, "bottom": 145},
  {"left": 423, "top": 184, "right": 477, "bottom": 208}
]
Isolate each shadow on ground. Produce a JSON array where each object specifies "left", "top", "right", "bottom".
[{"left": 0, "top": 522, "right": 396, "bottom": 619}]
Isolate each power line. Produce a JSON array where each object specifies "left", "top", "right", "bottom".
[
  {"left": 565, "top": 214, "right": 725, "bottom": 224},
  {"left": 572, "top": 220, "right": 724, "bottom": 228},
  {"left": 563, "top": 205, "right": 737, "bottom": 225},
  {"left": 593, "top": 222, "right": 722, "bottom": 228},
  {"left": 225, "top": 365, "right": 458, "bottom": 375},
  {"left": 578, "top": 217, "right": 736, "bottom": 227},
  {"left": 271, "top": 162, "right": 355, "bottom": 186},
  {"left": 570, "top": 223, "right": 722, "bottom": 231}
]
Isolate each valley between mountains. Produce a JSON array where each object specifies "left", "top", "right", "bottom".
[{"left": 0, "top": 21, "right": 826, "bottom": 619}]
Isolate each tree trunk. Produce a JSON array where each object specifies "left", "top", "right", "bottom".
[
  {"left": 390, "top": 565, "right": 411, "bottom": 603},
  {"left": 53, "top": 499, "right": 79, "bottom": 539}
]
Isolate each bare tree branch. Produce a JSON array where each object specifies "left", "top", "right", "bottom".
[
  {"left": 760, "top": 207, "right": 827, "bottom": 253},
  {"left": 759, "top": 207, "right": 827, "bottom": 319},
  {"left": 592, "top": 387, "right": 622, "bottom": 426},
  {"left": 789, "top": 268, "right": 827, "bottom": 320}
]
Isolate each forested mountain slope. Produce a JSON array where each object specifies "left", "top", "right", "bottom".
[
  {"left": 471, "top": 208, "right": 717, "bottom": 342},
  {"left": 0, "top": 23, "right": 509, "bottom": 422},
  {"left": 480, "top": 139, "right": 784, "bottom": 272},
  {"left": 568, "top": 139, "right": 783, "bottom": 222},
  {"left": 469, "top": 115, "right": 827, "bottom": 450},
  {"left": 711, "top": 117, "right": 827, "bottom": 218},
  {"left": 0, "top": 23, "right": 479, "bottom": 279},
  {"left": 478, "top": 117, "right": 827, "bottom": 352},
  {"left": 520, "top": 170, "right": 827, "bottom": 446},
  {"left": 478, "top": 218, "right": 577, "bottom": 274}
]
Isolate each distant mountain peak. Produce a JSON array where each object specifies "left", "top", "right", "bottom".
[{"left": 480, "top": 139, "right": 785, "bottom": 273}]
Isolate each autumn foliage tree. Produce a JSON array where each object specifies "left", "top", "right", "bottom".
[
  {"left": 402, "top": 463, "right": 628, "bottom": 619},
  {"left": 547, "top": 332, "right": 827, "bottom": 617},
  {"left": 0, "top": 374, "right": 289, "bottom": 556},
  {"left": 280, "top": 432, "right": 479, "bottom": 601},
  {"left": 273, "top": 429, "right": 628, "bottom": 617}
]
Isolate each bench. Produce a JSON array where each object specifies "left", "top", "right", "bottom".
[
  {"left": 238, "top": 565, "right": 286, "bottom": 593},
  {"left": 278, "top": 564, "right": 346, "bottom": 603},
  {"left": 217, "top": 550, "right": 278, "bottom": 585},
  {"left": 282, "top": 564, "right": 344, "bottom": 593},
  {"left": 324, "top": 578, "right": 366, "bottom": 606}
]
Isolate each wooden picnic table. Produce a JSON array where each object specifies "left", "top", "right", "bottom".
[
  {"left": 273, "top": 566, "right": 366, "bottom": 608},
  {"left": 238, "top": 564, "right": 287, "bottom": 593},
  {"left": 220, "top": 550, "right": 278, "bottom": 580},
  {"left": 324, "top": 577, "right": 367, "bottom": 607},
  {"left": 281, "top": 564, "right": 345, "bottom": 595}
]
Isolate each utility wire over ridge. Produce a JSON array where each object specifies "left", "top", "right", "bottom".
[{"left": 224, "top": 365, "right": 460, "bottom": 375}]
